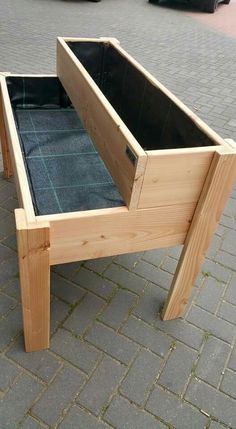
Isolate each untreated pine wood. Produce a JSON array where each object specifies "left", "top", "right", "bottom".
[
  {"left": 162, "top": 148, "right": 236, "bottom": 320},
  {"left": 0, "top": 83, "right": 13, "bottom": 178},
  {"left": 15, "top": 209, "right": 50, "bottom": 352}
]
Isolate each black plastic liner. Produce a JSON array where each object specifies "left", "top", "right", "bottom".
[
  {"left": 68, "top": 41, "right": 214, "bottom": 150},
  {"left": 6, "top": 76, "right": 124, "bottom": 216}
]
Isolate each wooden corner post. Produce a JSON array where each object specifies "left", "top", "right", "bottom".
[
  {"left": 15, "top": 209, "right": 50, "bottom": 352},
  {"left": 0, "top": 81, "right": 13, "bottom": 178},
  {"left": 162, "top": 147, "right": 236, "bottom": 320}
]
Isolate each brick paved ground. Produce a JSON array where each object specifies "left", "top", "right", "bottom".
[{"left": 0, "top": 0, "right": 236, "bottom": 428}]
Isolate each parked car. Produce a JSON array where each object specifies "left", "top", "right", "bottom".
[{"left": 148, "top": 0, "right": 231, "bottom": 13}]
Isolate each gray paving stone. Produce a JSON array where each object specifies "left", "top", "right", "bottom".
[
  {"left": 185, "top": 379, "right": 236, "bottom": 427},
  {"left": 201, "top": 260, "right": 231, "bottom": 283},
  {"left": 158, "top": 342, "right": 197, "bottom": 394},
  {"left": 120, "top": 349, "right": 162, "bottom": 406},
  {"left": 50, "top": 297, "right": 70, "bottom": 334},
  {"left": 51, "top": 328, "right": 100, "bottom": 374},
  {"left": 206, "top": 235, "right": 222, "bottom": 259},
  {"left": 146, "top": 385, "right": 207, "bottom": 429},
  {"left": 104, "top": 264, "right": 146, "bottom": 295},
  {"left": 7, "top": 335, "right": 60, "bottom": 382},
  {"left": 1, "top": 277, "right": 21, "bottom": 301},
  {"left": 84, "top": 256, "right": 114, "bottom": 274},
  {"left": 215, "top": 250, "right": 236, "bottom": 271},
  {"left": 154, "top": 318, "right": 204, "bottom": 350},
  {"left": 99, "top": 289, "right": 137, "bottom": 329},
  {"left": 169, "top": 246, "right": 183, "bottom": 260},
  {"left": 0, "top": 256, "right": 19, "bottom": 288},
  {"left": 133, "top": 261, "right": 173, "bottom": 291},
  {"left": 20, "top": 416, "right": 46, "bottom": 429},
  {"left": 0, "top": 242, "right": 15, "bottom": 262},
  {"left": 85, "top": 322, "right": 138, "bottom": 365},
  {"left": 59, "top": 405, "right": 111, "bottom": 429},
  {"left": 32, "top": 365, "right": 86, "bottom": 427},
  {"left": 196, "top": 278, "right": 225, "bottom": 313},
  {"left": 160, "top": 256, "right": 178, "bottom": 275},
  {"left": 209, "top": 422, "right": 227, "bottom": 429},
  {"left": 142, "top": 248, "right": 167, "bottom": 267},
  {"left": 78, "top": 356, "right": 125, "bottom": 415},
  {"left": 221, "top": 229, "right": 236, "bottom": 255},
  {"left": 0, "top": 292, "right": 17, "bottom": 316},
  {"left": 220, "top": 369, "right": 236, "bottom": 400},
  {"left": 73, "top": 267, "right": 117, "bottom": 299},
  {"left": 0, "top": 373, "right": 43, "bottom": 429},
  {"left": 52, "top": 262, "right": 82, "bottom": 280},
  {"left": 228, "top": 344, "right": 236, "bottom": 371},
  {"left": 186, "top": 306, "right": 235, "bottom": 344},
  {"left": 104, "top": 395, "right": 166, "bottom": 429},
  {"left": 196, "top": 337, "right": 231, "bottom": 387},
  {"left": 224, "top": 275, "right": 236, "bottom": 305},
  {"left": 121, "top": 316, "right": 171, "bottom": 358},
  {"left": 218, "top": 301, "right": 236, "bottom": 324},
  {"left": 0, "top": 305, "right": 22, "bottom": 351},
  {"left": 133, "top": 282, "right": 167, "bottom": 324},
  {"left": 114, "top": 252, "right": 143, "bottom": 270},
  {"left": 51, "top": 272, "right": 85, "bottom": 304},
  {"left": 0, "top": 355, "right": 20, "bottom": 391},
  {"left": 63, "top": 293, "right": 105, "bottom": 336}
]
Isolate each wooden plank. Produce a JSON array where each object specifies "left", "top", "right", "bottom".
[
  {"left": 0, "top": 84, "right": 13, "bottom": 178},
  {"left": 15, "top": 209, "right": 50, "bottom": 352},
  {"left": 0, "top": 76, "right": 35, "bottom": 222},
  {"left": 109, "top": 40, "right": 228, "bottom": 149},
  {"left": 48, "top": 203, "right": 194, "bottom": 265},
  {"left": 162, "top": 147, "right": 236, "bottom": 320},
  {"left": 139, "top": 149, "right": 214, "bottom": 208},
  {"left": 57, "top": 37, "right": 147, "bottom": 210}
]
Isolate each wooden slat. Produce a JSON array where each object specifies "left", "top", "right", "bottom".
[
  {"left": 0, "top": 77, "right": 35, "bottom": 222},
  {"left": 139, "top": 149, "right": 214, "bottom": 208},
  {"left": 162, "top": 147, "right": 236, "bottom": 320},
  {"left": 0, "top": 84, "right": 13, "bottom": 178},
  {"left": 48, "top": 203, "right": 194, "bottom": 265},
  {"left": 57, "top": 37, "right": 147, "bottom": 210},
  {"left": 15, "top": 209, "right": 50, "bottom": 352}
]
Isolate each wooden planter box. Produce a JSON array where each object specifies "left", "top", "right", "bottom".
[{"left": 0, "top": 37, "right": 235, "bottom": 352}]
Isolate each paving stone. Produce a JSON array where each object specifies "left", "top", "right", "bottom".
[
  {"left": 51, "top": 272, "right": 85, "bottom": 304},
  {"left": 142, "top": 248, "right": 167, "bottom": 267},
  {"left": 154, "top": 318, "right": 204, "bottom": 350},
  {"left": 215, "top": 250, "right": 236, "bottom": 271},
  {"left": 120, "top": 349, "right": 162, "bottom": 406},
  {"left": 85, "top": 322, "right": 138, "bottom": 364},
  {"left": 169, "top": 246, "right": 183, "bottom": 260},
  {"left": 104, "top": 264, "right": 146, "bottom": 295},
  {"left": 0, "top": 256, "right": 19, "bottom": 288},
  {"left": 221, "top": 229, "right": 236, "bottom": 255},
  {"left": 133, "top": 261, "right": 173, "bottom": 291},
  {"left": 0, "top": 355, "right": 20, "bottom": 391},
  {"left": 158, "top": 342, "right": 197, "bottom": 394},
  {"left": 104, "top": 395, "right": 166, "bottom": 429},
  {"left": 52, "top": 262, "right": 82, "bottom": 280},
  {"left": 186, "top": 306, "right": 235, "bottom": 344},
  {"left": 50, "top": 297, "right": 70, "bottom": 334},
  {"left": 1, "top": 277, "right": 21, "bottom": 301},
  {"left": 146, "top": 385, "right": 207, "bottom": 429},
  {"left": 220, "top": 369, "right": 236, "bottom": 400},
  {"left": 84, "top": 256, "right": 114, "bottom": 274},
  {"left": 133, "top": 282, "right": 167, "bottom": 324},
  {"left": 121, "top": 316, "right": 171, "bottom": 358},
  {"left": 209, "top": 422, "right": 227, "bottom": 429},
  {"left": 0, "top": 306, "right": 22, "bottom": 351},
  {"left": 59, "top": 405, "right": 111, "bottom": 429},
  {"left": 0, "top": 292, "right": 17, "bottom": 316},
  {"left": 0, "top": 242, "right": 15, "bottom": 262},
  {"left": 114, "top": 252, "right": 143, "bottom": 270},
  {"left": 160, "top": 256, "right": 178, "bottom": 275},
  {"left": 63, "top": 293, "right": 105, "bottom": 336},
  {"left": 78, "top": 356, "right": 125, "bottom": 415},
  {"left": 218, "top": 301, "right": 236, "bottom": 325},
  {"left": 228, "top": 344, "right": 236, "bottom": 371},
  {"left": 0, "top": 373, "right": 43, "bottom": 429},
  {"left": 51, "top": 328, "right": 100, "bottom": 374},
  {"left": 32, "top": 365, "right": 86, "bottom": 427},
  {"left": 224, "top": 275, "right": 236, "bottom": 305},
  {"left": 73, "top": 268, "right": 117, "bottom": 299},
  {"left": 7, "top": 335, "right": 61, "bottom": 382},
  {"left": 201, "top": 260, "right": 231, "bottom": 283},
  {"left": 196, "top": 337, "right": 231, "bottom": 387},
  {"left": 20, "top": 416, "right": 46, "bottom": 429},
  {"left": 185, "top": 379, "right": 236, "bottom": 427},
  {"left": 206, "top": 235, "right": 222, "bottom": 259},
  {"left": 99, "top": 289, "right": 137, "bottom": 329},
  {"left": 1, "top": 233, "right": 17, "bottom": 252},
  {"left": 196, "top": 278, "right": 225, "bottom": 313}
]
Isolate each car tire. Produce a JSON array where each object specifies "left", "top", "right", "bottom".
[{"left": 204, "top": 0, "right": 218, "bottom": 13}]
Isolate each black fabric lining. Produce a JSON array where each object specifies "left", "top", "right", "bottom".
[
  {"left": 68, "top": 41, "right": 214, "bottom": 150},
  {"left": 6, "top": 76, "right": 124, "bottom": 216}
]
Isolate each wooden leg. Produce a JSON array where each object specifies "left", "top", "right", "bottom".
[
  {"left": 162, "top": 149, "right": 236, "bottom": 320},
  {"left": 0, "top": 92, "right": 13, "bottom": 178},
  {"left": 15, "top": 209, "right": 50, "bottom": 352}
]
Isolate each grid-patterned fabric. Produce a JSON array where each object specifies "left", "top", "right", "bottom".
[{"left": 15, "top": 108, "right": 124, "bottom": 215}]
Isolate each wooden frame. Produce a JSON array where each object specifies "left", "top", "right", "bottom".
[{"left": 0, "top": 38, "right": 236, "bottom": 352}]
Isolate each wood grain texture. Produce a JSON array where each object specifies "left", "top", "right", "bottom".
[
  {"left": 48, "top": 203, "right": 194, "bottom": 265},
  {"left": 15, "top": 209, "right": 50, "bottom": 352},
  {"left": 138, "top": 149, "right": 214, "bottom": 208},
  {"left": 57, "top": 38, "right": 147, "bottom": 210},
  {"left": 0, "top": 84, "right": 13, "bottom": 178},
  {"left": 162, "top": 148, "right": 236, "bottom": 320}
]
